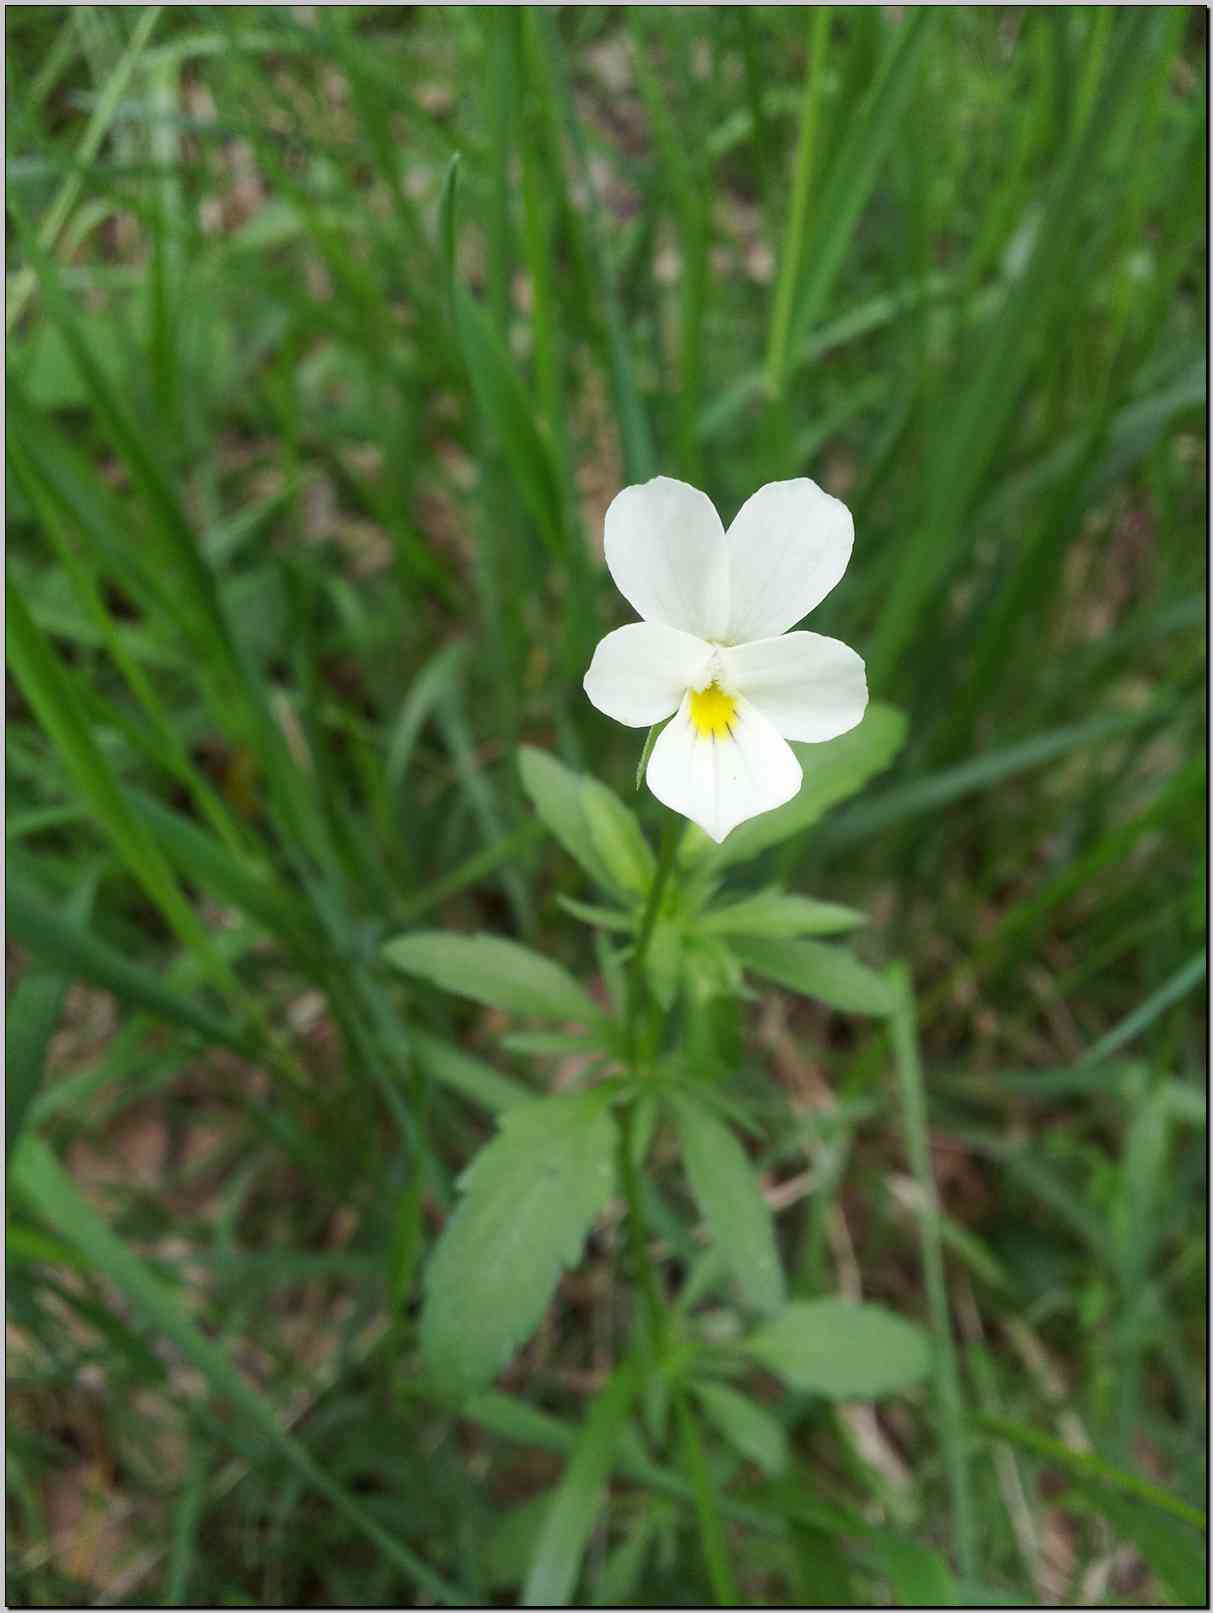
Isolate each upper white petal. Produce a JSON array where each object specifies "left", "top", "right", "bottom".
[
  {"left": 721, "top": 632, "right": 868, "bottom": 743},
  {"left": 645, "top": 692, "right": 802, "bottom": 843},
  {"left": 723, "top": 478, "right": 854, "bottom": 643},
  {"left": 603, "top": 476, "right": 731, "bottom": 641},
  {"left": 584, "top": 622, "right": 713, "bottom": 728}
]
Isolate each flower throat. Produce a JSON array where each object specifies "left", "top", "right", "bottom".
[{"left": 690, "top": 682, "right": 737, "bottom": 739}]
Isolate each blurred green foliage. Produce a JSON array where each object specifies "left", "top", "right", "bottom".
[{"left": 5, "top": 5, "right": 1206, "bottom": 1606}]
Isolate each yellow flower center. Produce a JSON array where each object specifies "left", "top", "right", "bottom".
[{"left": 689, "top": 682, "right": 737, "bottom": 739}]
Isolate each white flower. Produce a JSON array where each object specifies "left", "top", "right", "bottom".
[{"left": 583, "top": 476, "right": 868, "bottom": 843}]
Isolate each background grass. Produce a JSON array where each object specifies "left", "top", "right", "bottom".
[{"left": 5, "top": 5, "right": 1206, "bottom": 1606}]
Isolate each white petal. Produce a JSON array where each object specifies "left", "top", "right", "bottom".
[
  {"left": 723, "top": 479, "right": 854, "bottom": 642},
  {"left": 583, "top": 622, "right": 713, "bottom": 728},
  {"left": 604, "top": 476, "right": 730, "bottom": 640},
  {"left": 645, "top": 693, "right": 802, "bottom": 843},
  {"left": 722, "top": 632, "right": 868, "bottom": 742}
]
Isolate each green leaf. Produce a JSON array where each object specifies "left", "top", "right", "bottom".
[
  {"left": 410, "top": 1029, "right": 533, "bottom": 1114},
  {"left": 675, "top": 1389, "right": 739, "bottom": 1603},
  {"left": 384, "top": 931, "right": 598, "bottom": 1024},
  {"left": 701, "top": 888, "right": 866, "bottom": 940},
  {"left": 421, "top": 1091, "right": 616, "bottom": 1394},
  {"left": 683, "top": 703, "right": 907, "bottom": 870},
  {"left": 674, "top": 1097, "right": 785, "bottom": 1315},
  {"left": 579, "top": 777, "right": 655, "bottom": 896},
  {"left": 556, "top": 895, "right": 634, "bottom": 932},
  {"left": 869, "top": 1537, "right": 960, "bottom": 1608},
  {"left": 518, "top": 745, "right": 612, "bottom": 890},
  {"left": 523, "top": 1359, "right": 641, "bottom": 1606},
  {"left": 483, "top": 1495, "right": 553, "bottom": 1589},
  {"left": 735, "top": 937, "right": 892, "bottom": 1017},
  {"left": 692, "top": 1380, "right": 787, "bottom": 1477},
  {"left": 747, "top": 1299, "right": 930, "bottom": 1398}
]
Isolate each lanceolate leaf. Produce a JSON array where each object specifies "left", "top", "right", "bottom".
[
  {"left": 384, "top": 931, "right": 598, "bottom": 1024},
  {"left": 735, "top": 937, "right": 892, "bottom": 1017},
  {"left": 701, "top": 888, "right": 866, "bottom": 939},
  {"left": 747, "top": 1298, "right": 930, "bottom": 1398},
  {"left": 674, "top": 1097, "right": 785, "bottom": 1315},
  {"left": 422, "top": 1091, "right": 616, "bottom": 1395},
  {"left": 522, "top": 1359, "right": 641, "bottom": 1606},
  {"left": 518, "top": 745, "right": 613, "bottom": 890},
  {"left": 579, "top": 776, "right": 655, "bottom": 896},
  {"left": 692, "top": 1379, "right": 788, "bottom": 1476}
]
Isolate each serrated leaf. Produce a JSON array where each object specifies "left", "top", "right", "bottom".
[
  {"left": 702, "top": 888, "right": 866, "bottom": 939},
  {"left": 674, "top": 1097, "right": 784, "bottom": 1315},
  {"left": 681, "top": 702, "right": 907, "bottom": 869},
  {"left": 518, "top": 745, "right": 612, "bottom": 889},
  {"left": 693, "top": 1380, "right": 787, "bottom": 1476},
  {"left": 580, "top": 777, "right": 655, "bottom": 896},
  {"left": 747, "top": 1298, "right": 930, "bottom": 1398},
  {"left": 422, "top": 1092, "right": 616, "bottom": 1395},
  {"left": 384, "top": 931, "right": 597, "bottom": 1023},
  {"left": 735, "top": 937, "right": 892, "bottom": 1017}
]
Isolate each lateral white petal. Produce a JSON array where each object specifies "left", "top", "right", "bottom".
[
  {"left": 722, "top": 632, "right": 868, "bottom": 742},
  {"left": 724, "top": 478, "right": 853, "bottom": 642},
  {"left": 645, "top": 693, "right": 802, "bottom": 843},
  {"left": 604, "top": 476, "right": 731, "bottom": 640},
  {"left": 583, "top": 622, "right": 713, "bottom": 728}
]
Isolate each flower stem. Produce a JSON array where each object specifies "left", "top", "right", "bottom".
[
  {"left": 613, "top": 1099, "right": 666, "bottom": 1357},
  {"left": 614, "top": 811, "right": 681, "bottom": 1355},
  {"left": 627, "top": 813, "right": 680, "bottom": 1051}
]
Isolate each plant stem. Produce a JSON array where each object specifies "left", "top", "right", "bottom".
[
  {"left": 627, "top": 813, "right": 681, "bottom": 1055},
  {"left": 613, "top": 1099, "right": 667, "bottom": 1357},
  {"left": 614, "top": 811, "right": 683, "bottom": 1353}
]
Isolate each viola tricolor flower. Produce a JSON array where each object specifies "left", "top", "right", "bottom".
[{"left": 584, "top": 476, "right": 868, "bottom": 842}]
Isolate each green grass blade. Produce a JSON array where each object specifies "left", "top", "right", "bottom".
[
  {"left": 7, "top": 874, "right": 242, "bottom": 1048},
  {"left": 977, "top": 1413, "right": 1205, "bottom": 1531},
  {"left": 888, "top": 963, "right": 975, "bottom": 1580},
  {"left": 1079, "top": 952, "right": 1206, "bottom": 1069},
  {"left": 6, "top": 580, "right": 238, "bottom": 995},
  {"left": 12, "top": 1136, "right": 472, "bottom": 1606}
]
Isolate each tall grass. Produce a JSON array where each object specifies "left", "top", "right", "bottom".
[{"left": 6, "top": 7, "right": 1205, "bottom": 1606}]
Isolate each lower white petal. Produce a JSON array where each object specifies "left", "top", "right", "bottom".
[
  {"left": 722, "top": 632, "right": 868, "bottom": 742},
  {"left": 646, "top": 692, "right": 802, "bottom": 843},
  {"left": 584, "top": 622, "right": 713, "bottom": 727}
]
